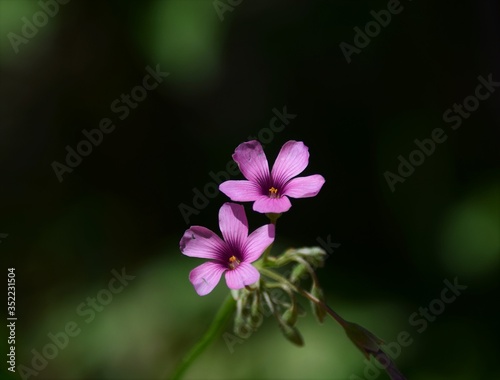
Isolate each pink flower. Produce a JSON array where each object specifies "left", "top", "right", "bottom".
[
  {"left": 180, "top": 203, "right": 275, "bottom": 296},
  {"left": 219, "top": 140, "right": 325, "bottom": 214}
]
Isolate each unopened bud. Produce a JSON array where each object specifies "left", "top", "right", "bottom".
[{"left": 277, "top": 317, "right": 304, "bottom": 346}]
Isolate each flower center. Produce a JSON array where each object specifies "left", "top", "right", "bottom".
[
  {"left": 268, "top": 186, "right": 279, "bottom": 198},
  {"left": 228, "top": 255, "right": 241, "bottom": 270}
]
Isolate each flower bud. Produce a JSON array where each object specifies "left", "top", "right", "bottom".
[{"left": 277, "top": 317, "right": 304, "bottom": 346}]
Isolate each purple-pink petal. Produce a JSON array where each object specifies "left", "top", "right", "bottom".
[
  {"left": 233, "top": 141, "right": 270, "bottom": 184},
  {"left": 243, "top": 224, "right": 275, "bottom": 263},
  {"left": 283, "top": 174, "right": 326, "bottom": 198},
  {"left": 253, "top": 195, "right": 292, "bottom": 214},
  {"left": 189, "top": 262, "right": 226, "bottom": 296},
  {"left": 271, "top": 141, "right": 309, "bottom": 185},
  {"left": 218, "top": 202, "right": 248, "bottom": 247},
  {"left": 219, "top": 180, "right": 261, "bottom": 202},
  {"left": 180, "top": 226, "right": 226, "bottom": 260},
  {"left": 225, "top": 262, "right": 260, "bottom": 289}
]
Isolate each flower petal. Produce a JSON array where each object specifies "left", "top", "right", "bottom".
[
  {"left": 218, "top": 202, "right": 248, "bottom": 247},
  {"left": 283, "top": 174, "right": 325, "bottom": 198},
  {"left": 225, "top": 262, "right": 260, "bottom": 289},
  {"left": 180, "top": 226, "right": 226, "bottom": 260},
  {"left": 189, "top": 262, "right": 226, "bottom": 296},
  {"left": 253, "top": 195, "right": 292, "bottom": 214},
  {"left": 219, "top": 180, "right": 262, "bottom": 201},
  {"left": 243, "top": 224, "right": 275, "bottom": 263},
  {"left": 233, "top": 140, "right": 270, "bottom": 185},
  {"left": 271, "top": 141, "right": 309, "bottom": 185}
]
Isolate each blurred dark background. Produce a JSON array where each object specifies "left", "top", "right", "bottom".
[{"left": 1, "top": 0, "right": 499, "bottom": 379}]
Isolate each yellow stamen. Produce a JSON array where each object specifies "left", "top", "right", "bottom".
[
  {"left": 269, "top": 187, "right": 279, "bottom": 198},
  {"left": 228, "top": 255, "right": 240, "bottom": 270}
]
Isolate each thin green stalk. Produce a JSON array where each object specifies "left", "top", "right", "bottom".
[
  {"left": 260, "top": 241, "right": 274, "bottom": 264},
  {"left": 169, "top": 294, "right": 236, "bottom": 380},
  {"left": 261, "top": 213, "right": 279, "bottom": 263}
]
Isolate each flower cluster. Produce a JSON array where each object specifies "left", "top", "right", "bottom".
[
  {"left": 180, "top": 140, "right": 325, "bottom": 295},
  {"left": 178, "top": 139, "right": 406, "bottom": 380}
]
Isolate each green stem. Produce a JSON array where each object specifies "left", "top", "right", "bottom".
[
  {"left": 260, "top": 241, "right": 274, "bottom": 264},
  {"left": 169, "top": 294, "right": 236, "bottom": 380},
  {"left": 262, "top": 213, "right": 279, "bottom": 263}
]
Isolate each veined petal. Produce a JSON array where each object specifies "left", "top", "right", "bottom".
[
  {"left": 225, "top": 262, "right": 260, "bottom": 289},
  {"left": 271, "top": 141, "right": 310, "bottom": 185},
  {"left": 233, "top": 140, "right": 270, "bottom": 185},
  {"left": 243, "top": 224, "right": 275, "bottom": 263},
  {"left": 219, "top": 203, "right": 248, "bottom": 248},
  {"left": 283, "top": 174, "right": 325, "bottom": 198},
  {"left": 180, "top": 226, "right": 226, "bottom": 260},
  {"left": 253, "top": 195, "right": 292, "bottom": 214},
  {"left": 219, "top": 180, "right": 262, "bottom": 201},
  {"left": 189, "top": 262, "right": 226, "bottom": 296}
]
